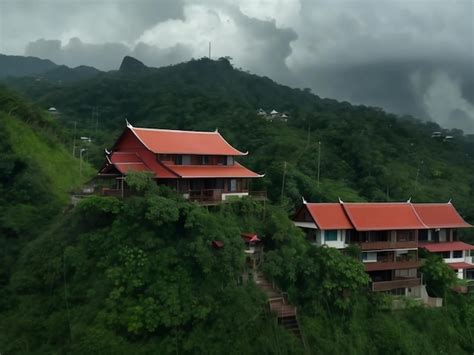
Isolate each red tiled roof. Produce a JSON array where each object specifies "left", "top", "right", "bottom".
[
  {"left": 107, "top": 151, "right": 178, "bottom": 178},
  {"left": 413, "top": 203, "right": 472, "bottom": 229},
  {"left": 447, "top": 262, "right": 474, "bottom": 270},
  {"left": 305, "top": 203, "right": 353, "bottom": 229},
  {"left": 114, "top": 162, "right": 151, "bottom": 174},
  {"left": 130, "top": 126, "right": 247, "bottom": 156},
  {"left": 342, "top": 203, "right": 426, "bottom": 231},
  {"left": 419, "top": 241, "right": 474, "bottom": 252},
  {"left": 164, "top": 162, "right": 262, "bottom": 178},
  {"left": 241, "top": 233, "right": 260, "bottom": 242}
]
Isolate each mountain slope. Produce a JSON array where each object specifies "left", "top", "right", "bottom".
[
  {"left": 0, "top": 54, "right": 57, "bottom": 78},
  {"left": 2, "top": 57, "right": 473, "bottom": 225}
]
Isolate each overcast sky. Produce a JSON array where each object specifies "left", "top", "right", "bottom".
[{"left": 1, "top": 0, "right": 473, "bottom": 132}]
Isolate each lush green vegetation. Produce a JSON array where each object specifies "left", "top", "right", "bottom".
[{"left": 1, "top": 58, "right": 474, "bottom": 353}]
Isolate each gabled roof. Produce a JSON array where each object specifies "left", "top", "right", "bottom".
[
  {"left": 164, "top": 162, "right": 263, "bottom": 178},
  {"left": 342, "top": 203, "right": 427, "bottom": 231},
  {"left": 304, "top": 203, "right": 353, "bottom": 230},
  {"left": 413, "top": 203, "right": 472, "bottom": 229},
  {"left": 128, "top": 123, "right": 247, "bottom": 156},
  {"left": 100, "top": 151, "right": 178, "bottom": 178},
  {"left": 419, "top": 241, "right": 474, "bottom": 252}
]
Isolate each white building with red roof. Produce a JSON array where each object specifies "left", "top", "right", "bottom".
[
  {"left": 414, "top": 203, "right": 473, "bottom": 280},
  {"left": 293, "top": 199, "right": 473, "bottom": 294},
  {"left": 97, "top": 122, "right": 264, "bottom": 204}
]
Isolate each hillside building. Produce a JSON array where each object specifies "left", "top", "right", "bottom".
[
  {"left": 415, "top": 203, "right": 474, "bottom": 280},
  {"left": 293, "top": 200, "right": 473, "bottom": 296},
  {"left": 96, "top": 121, "right": 264, "bottom": 204}
]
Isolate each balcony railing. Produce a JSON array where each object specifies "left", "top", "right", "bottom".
[
  {"left": 357, "top": 241, "right": 418, "bottom": 250},
  {"left": 364, "top": 260, "right": 422, "bottom": 272},
  {"left": 188, "top": 189, "right": 267, "bottom": 204},
  {"left": 372, "top": 278, "right": 421, "bottom": 292}
]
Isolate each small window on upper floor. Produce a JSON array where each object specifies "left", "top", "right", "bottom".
[
  {"left": 325, "top": 230, "right": 338, "bottom": 242},
  {"left": 227, "top": 156, "right": 234, "bottom": 165},
  {"left": 453, "top": 250, "right": 463, "bottom": 258},
  {"left": 201, "top": 155, "right": 210, "bottom": 165}
]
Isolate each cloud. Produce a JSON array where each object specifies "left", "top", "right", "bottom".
[
  {"left": 137, "top": 3, "right": 297, "bottom": 81},
  {"left": 25, "top": 37, "right": 193, "bottom": 71},
  {"left": 3, "top": 0, "right": 474, "bottom": 132}
]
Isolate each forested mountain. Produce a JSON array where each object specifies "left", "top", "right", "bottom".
[
  {"left": 0, "top": 54, "right": 57, "bottom": 78},
  {"left": 3, "top": 56, "right": 474, "bottom": 223},
  {"left": 1, "top": 58, "right": 474, "bottom": 354},
  {"left": 0, "top": 54, "right": 101, "bottom": 83}
]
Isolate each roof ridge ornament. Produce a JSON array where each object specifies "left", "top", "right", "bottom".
[
  {"left": 407, "top": 197, "right": 412, "bottom": 203},
  {"left": 125, "top": 118, "right": 133, "bottom": 128},
  {"left": 338, "top": 197, "right": 344, "bottom": 204},
  {"left": 448, "top": 199, "right": 452, "bottom": 204},
  {"left": 105, "top": 148, "right": 111, "bottom": 155},
  {"left": 302, "top": 196, "right": 307, "bottom": 204},
  {"left": 215, "top": 127, "right": 219, "bottom": 133}
]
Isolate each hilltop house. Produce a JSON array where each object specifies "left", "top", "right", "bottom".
[
  {"left": 293, "top": 201, "right": 424, "bottom": 296},
  {"left": 96, "top": 121, "right": 264, "bottom": 204},
  {"left": 415, "top": 203, "right": 474, "bottom": 280}
]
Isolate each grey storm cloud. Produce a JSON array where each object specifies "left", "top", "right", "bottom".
[
  {"left": 25, "top": 38, "right": 193, "bottom": 70},
  {"left": 1, "top": 0, "right": 473, "bottom": 132}
]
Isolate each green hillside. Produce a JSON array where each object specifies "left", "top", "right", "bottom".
[
  {"left": 3, "top": 57, "right": 473, "bottom": 223},
  {"left": 1, "top": 60, "right": 474, "bottom": 354}
]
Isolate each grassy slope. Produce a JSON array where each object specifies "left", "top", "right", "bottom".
[{"left": 1, "top": 112, "right": 94, "bottom": 202}]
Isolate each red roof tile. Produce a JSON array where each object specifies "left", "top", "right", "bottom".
[
  {"left": 114, "top": 162, "right": 151, "bottom": 174},
  {"left": 305, "top": 203, "right": 353, "bottom": 230},
  {"left": 108, "top": 151, "right": 178, "bottom": 178},
  {"left": 241, "top": 233, "right": 260, "bottom": 242},
  {"left": 342, "top": 203, "right": 426, "bottom": 231},
  {"left": 447, "top": 262, "right": 474, "bottom": 270},
  {"left": 130, "top": 126, "right": 247, "bottom": 156},
  {"left": 164, "top": 162, "right": 262, "bottom": 178},
  {"left": 420, "top": 241, "right": 474, "bottom": 252},
  {"left": 413, "top": 203, "right": 472, "bottom": 229}
]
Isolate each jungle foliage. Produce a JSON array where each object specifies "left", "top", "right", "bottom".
[{"left": 1, "top": 59, "right": 474, "bottom": 354}]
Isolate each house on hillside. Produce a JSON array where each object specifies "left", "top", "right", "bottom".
[
  {"left": 293, "top": 201, "right": 424, "bottom": 296},
  {"left": 293, "top": 199, "right": 473, "bottom": 298},
  {"left": 415, "top": 203, "right": 474, "bottom": 280},
  {"left": 95, "top": 121, "right": 265, "bottom": 205}
]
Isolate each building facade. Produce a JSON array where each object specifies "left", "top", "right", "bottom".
[
  {"left": 294, "top": 201, "right": 424, "bottom": 296},
  {"left": 96, "top": 122, "right": 264, "bottom": 204},
  {"left": 414, "top": 203, "right": 474, "bottom": 280}
]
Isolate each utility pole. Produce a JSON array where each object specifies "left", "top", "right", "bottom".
[
  {"left": 317, "top": 141, "right": 321, "bottom": 188},
  {"left": 281, "top": 161, "right": 287, "bottom": 202},
  {"left": 79, "top": 148, "right": 87, "bottom": 180},
  {"left": 306, "top": 124, "right": 311, "bottom": 148},
  {"left": 72, "top": 121, "right": 77, "bottom": 157}
]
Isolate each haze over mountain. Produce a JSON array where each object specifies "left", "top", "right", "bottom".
[
  {"left": 0, "top": 54, "right": 101, "bottom": 83},
  {"left": 1, "top": 0, "right": 472, "bottom": 133}
]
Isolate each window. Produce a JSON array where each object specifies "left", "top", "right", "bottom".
[
  {"left": 201, "top": 155, "right": 210, "bottom": 165},
  {"left": 176, "top": 155, "right": 190, "bottom": 165},
  {"left": 227, "top": 156, "right": 234, "bottom": 165},
  {"left": 228, "top": 179, "right": 237, "bottom": 192},
  {"left": 437, "top": 251, "right": 450, "bottom": 259},
  {"left": 325, "top": 230, "right": 338, "bottom": 242},
  {"left": 453, "top": 250, "right": 463, "bottom": 258},
  {"left": 362, "top": 252, "right": 368, "bottom": 261}
]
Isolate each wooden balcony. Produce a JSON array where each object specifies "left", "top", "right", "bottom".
[
  {"left": 188, "top": 189, "right": 267, "bottom": 205},
  {"left": 188, "top": 189, "right": 223, "bottom": 203},
  {"left": 358, "top": 241, "right": 418, "bottom": 250},
  {"left": 372, "top": 278, "right": 421, "bottom": 292},
  {"left": 364, "top": 260, "right": 422, "bottom": 272}
]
